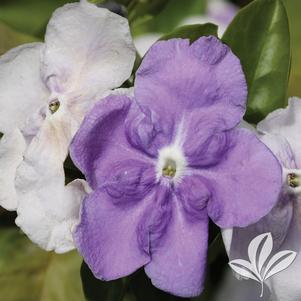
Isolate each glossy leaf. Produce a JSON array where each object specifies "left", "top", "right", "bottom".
[
  {"left": 108, "top": 0, "right": 132, "bottom": 6},
  {"left": 0, "top": 228, "right": 85, "bottom": 301},
  {"left": 81, "top": 261, "right": 125, "bottom": 301},
  {"left": 127, "top": 0, "right": 170, "bottom": 23},
  {"left": 131, "top": 0, "right": 207, "bottom": 37},
  {"left": 283, "top": 0, "right": 301, "bottom": 96},
  {"left": 159, "top": 23, "right": 218, "bottom": 42},
  {"left": 222, "top": 0, "right": 290, "bottom": 123}
]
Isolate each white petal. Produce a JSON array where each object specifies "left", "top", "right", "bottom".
[
  {"left": 16, "top": 177, "right": 90, "bottom": 253},
  {"left": 260, "top": 133, "right": 297, "bottom": 170},
  {"left": 239, "top": 119, "right": 257, "bottom": 132},
  {"left": 258, "top": 97, "right": 301, "bottom": 166},
  {"left": 42, "top": 1, "right": 135, "bottom": 103},
  {"left": 0, "top": 43, "right": 49, "bottom": 134},
  {"left": 134, "top": 33, "right": 161, "bottom": 57},
  {"left": 15, "top": 110, "right": 89, "bottom": 253},
  {"left": 214, "top": 269, "right": 269, "bottom": 301},
  {"left": 222, "top": 228, "right": 233, "bottom": 255},
  {"left": 263, "top": 197, "right": 301, "bottom": 301},
  {"left": 0, "top": 129, "right": 26, "bottom": 210}
]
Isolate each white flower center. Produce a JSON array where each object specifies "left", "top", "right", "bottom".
[
  {"left": 49, "top": 99, "right": 60, "bottom": 114},
  {"left": 157, "top": 145, "right": 187, "bottom": 182}
]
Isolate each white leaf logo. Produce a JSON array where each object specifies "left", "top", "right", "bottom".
[{"left": 229, "top": 232, "right": 297, "bottom": 297}]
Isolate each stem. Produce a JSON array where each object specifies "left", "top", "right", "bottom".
[{"left": 260, "top": 281, "right": 264, "bottom": 298}]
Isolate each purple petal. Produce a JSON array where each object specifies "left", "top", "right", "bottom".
[
  {"left": 74, "top": 188, "right": 154, "bottom": 280},
  {"left": 137, "top": 185, "right": 172, "bottom": 254},
  {"left": 70, "top": 95, "right": 148, "bottom": 189},
  {"left": 135, "top": 36, "right": 247, "bottom": 129},
  {"left": 202, "top": 128, "right": 282, "bottom": 228},
  {"left": 104, "top": 159, "right": 156, "bottom": 206},
  {"left": 181, "top": 109, "right": 230, "bottom": 168},
  {"left": 174, "top": 175, "right": 210, "bottom": 221},
  {"left": 144, "top": 194, "right": 208, "bottom": 297},
  {"left": 125, "top": 101, "right": 173, "bottom": 157}
]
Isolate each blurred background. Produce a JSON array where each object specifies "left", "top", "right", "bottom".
[{"left": 0, "top": 0, "right": 299, "bottom": 300}]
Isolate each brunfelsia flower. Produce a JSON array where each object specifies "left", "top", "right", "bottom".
[
  {"left": 0, "top": 0, "right": 135, "bottom": 253},
  {"left": 223, "top": 98, "right": 301, "bottom": 301},
  {"left": 70, "top": 36, "right": 282, "bottom": 297}
]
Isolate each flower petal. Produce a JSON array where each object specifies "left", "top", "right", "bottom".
[
  {"left": 16, "top": 178, "right": 90, "bottom": 253},
  {"left": 174, "top": 174, "right": 210, "bottom": 221},
  {"left": 223, "top": 196, "right": 298, "bottom": 301},
  {"left": 135, "top": 36, "right": 247, "bottom": 129},
  {"left": 70, "top": 95, "right": 150, "bottom": 189},
  {"left": 258, "top": 97, "right": 301, "bottom": 167},
  {"left": 144, "top": 194, "right": 208, "bottom": 297},
  {"left": 203, "top": 128, "right": 282, "bottom": 228},
  {"left": 42, "top": 1, "right": 135, "bottom": 101},
  {"left": 74, "top": 187, "right": 154, "bottom": 280},
  {"left": 227, "top": 194, "right": 294, "bottom": 261},
  {"left": 15, "top": 110, "right": 88, "bottom": 252},
  {"left": 0, "top": 43, "right": 48, "bottom": 134},
  {"left": 0, "top": 129, "right": 26, "bottom": 210},
  {"left": 260, "top": 133, "right": 297, "bottom": 170},
  {"left": 104, "top": 159, "right": 156, "bottom": 205},
  {"left": 125, "top": 101, "right": 173, "bottom": 157},
  {"left": 263, "top": 197, "right": 301, "bottom": 301},
  {"left": 181, "top": 109, "right": 231, "bottom": 167}
]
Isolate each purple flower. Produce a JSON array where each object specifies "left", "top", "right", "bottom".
[{"left": 70, "top": 36, "right": 282, "bottom": 297}]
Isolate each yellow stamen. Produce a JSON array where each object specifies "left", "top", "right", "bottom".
[
  {"left": 162, "top": 165, "right": 176, "bottom": 178},
  {"left": 49, "top": 100, "right": 60, "bottom": 114},
  {"left": 288, "top": 173, "right": 300, "bottom": 188}
]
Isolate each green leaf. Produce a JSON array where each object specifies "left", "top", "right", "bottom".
[
  {"left": 0, "top": 21, "right": 38, "bottom": 55},
  {"left": 159, "top": 23, "right": 218, "bottom": 42},
  {"left": 283, "top": 0, "right": 301, "bottom": 96},
  {"left": 106, "top": 0, "right": 131, "bottom": 6},
  {"left": 131, "top": 0, "right": 207, "bottom": 37},
  {"left": 0, "top": 228, "right": 85, "bottom": 301},
  {"left": 129, "top": 269, "right": 188, "bottom": 301},
  {"left": 81, "top": 261, "right": 125, "bottom": 301},
  {"left": 127, "top": 0, "right": 170, "bottom": 23},
  {"left": 0, "top": 0, "right": 73, "bottom": 37},
  {"left": 222, "top": 0, "right": 291, "bottom": 123}
]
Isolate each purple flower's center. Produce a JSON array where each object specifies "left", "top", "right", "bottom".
[
  {"left": 157, "top": 145, "right": 187, "bottom": 182},
  {"left": 49, "top": 99, "right": 60, "bottom": 114},
  {"left": 162, "top": 159, "right": 177, "bottom": 178}
]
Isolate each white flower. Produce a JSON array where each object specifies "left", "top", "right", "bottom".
[
  {"left": 0, "top": 0, "right": 135, "bottom": 253},
  {"left": 222, "top": 97, "right": 301, "bottom": 301}
]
